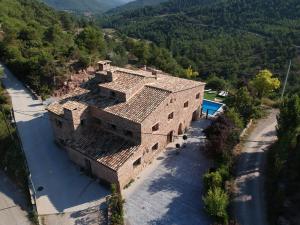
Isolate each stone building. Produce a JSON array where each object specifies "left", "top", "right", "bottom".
[{"left": 47, "top": 61, "right": 205, "bottom": 189}]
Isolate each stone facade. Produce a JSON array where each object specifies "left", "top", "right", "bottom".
[{"left": 48, "top": 61, "right": 205, "bottom": 189}]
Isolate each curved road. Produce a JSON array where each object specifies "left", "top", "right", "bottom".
[{"left": 233, "top": 109, "right": 278, "bottom": 225}]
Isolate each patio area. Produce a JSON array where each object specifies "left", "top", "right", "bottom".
[{"left": 123, "top": 119, "right": 212, "bottom": 225}]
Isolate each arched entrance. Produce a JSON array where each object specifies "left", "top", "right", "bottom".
[
  {"left": 178, "top": 123, "right": 183, "bottom": 135},
  {"left": 167, "top": 131, "right": 174, "bottom": 144}
]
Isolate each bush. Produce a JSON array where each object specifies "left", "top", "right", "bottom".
[
  {"left": 109, "top": 184, "right": 124, "bottom": 225},
  {"left": 203, "top": 171, "right": 223, "bottom": 191},
  {"left": 203, "top": 187, "right": 229, "bottom": 223}
]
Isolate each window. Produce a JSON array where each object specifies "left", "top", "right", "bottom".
[
  {"left": 196, "top": 93, "right": 200, "bottom": 99},
  {"left": 170, "top": 98, "right": 174, "bottom": 103},
  {"left": 184, "top": 101, "right": 189, "bottom": 108},
  {"left": 124, "top": 130, "right": 133, "bottom": 137},
  {"left": 168, "top": 112, "right": 174, "bottom": 120},
  {"left": 55, "top": 119, "right": 63, "bottom": 128},
  {"left": 152, "top": 143, "right": 158, "bottom": 151},
  {"left": 80, "top": 119, "right": 85, "bottom": 126},
  {"left": 111, "top": 124, "right": 117, "bottom": 130},
  {"left": 133, "top": 158, "right": 141, "bottom": 168},
  {"left": 152, "top": 123, "right": 159, "bottom": 132}
]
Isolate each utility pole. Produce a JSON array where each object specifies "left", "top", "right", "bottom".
[{"left": 281, "top": 59, "right": 292, "bottom": 100}]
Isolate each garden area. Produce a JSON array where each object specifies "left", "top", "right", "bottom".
[
  {"left": 201, "top": 69, "right": 281, "bottom": 224},
  {"left": 204, "top": 91, "right": 226, "bottom": 102}
]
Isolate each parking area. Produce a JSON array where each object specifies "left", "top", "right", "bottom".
[{"left": 123, "top": 120, "right": 212, "bottom": 225}]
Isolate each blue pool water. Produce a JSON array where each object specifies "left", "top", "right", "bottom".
[{"left": 202, "top": 100, "right": 223, "bottom": 116}]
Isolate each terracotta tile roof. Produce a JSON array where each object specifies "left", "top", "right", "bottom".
[
  {"left": 66, "top": 129, "right": 140, "bottom": 171},
  {"left": 99, "top": 72, "right": 145, "bottom": 92},
  {"left": 148, "top": 74, "right": 204, "bottom": 92},
  {"left": 114, "top": 67, "right": 155, "bottom": 78},
  {"left": 63, "top": 101, "right": 87, "bottom": 111},
  {"left": 105, "top": 86, "right": 170, "bottom": 123},
  {"left": 47, "top": 102, "right": 64, "bottom": 115}
]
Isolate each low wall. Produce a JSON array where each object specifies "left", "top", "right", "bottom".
[{"left": 240, "top": 119, "right": 253, "bottom": 138}]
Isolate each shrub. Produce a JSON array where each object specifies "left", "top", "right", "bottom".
[
  {"left": 109, "top": 184, "right": 124, "bottom": 225},
  {"left": 217, "top": 164, "right": 230, "bottom": 182},
  {"left": 203, "top": 187, "right": 229, "bottom": 223},
  {"left": 203, "top": 171, "right": 223, "bottom": 191}
]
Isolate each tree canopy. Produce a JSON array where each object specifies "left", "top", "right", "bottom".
[{"left": 251, "top": 69, "right": 281, "bottom": 98}]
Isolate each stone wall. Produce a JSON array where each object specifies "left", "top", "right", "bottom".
[
  {"left": 90, "top": 106, "right": 141, "bottom": 144},
  {"left": 66, "top": 146, "right": 119, "bottom": 185},
  {"left": 140, "top": 85, "right": 204, "bottom": 164}
]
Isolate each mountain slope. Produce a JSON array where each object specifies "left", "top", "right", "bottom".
[
  {"left": 104, "top": 0, "right": 300, "bottom": 91},
  {"left": 108, "top": 0, "right": 168, "bottom": 14},
  {"left": 42, "top": 0, "right": 133, "bottom": 13},
  {"left": 0, "top": 0, "right": 107, "bottom": 96}
]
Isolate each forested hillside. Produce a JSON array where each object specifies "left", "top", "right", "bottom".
[
  {"left": 0, "top": 0, "right": 186, "bottom": 97},
  {"left": 107, "top": 0, "right": 168, "bottom": 14},
  {"left": 103, "top": 0, "right": 300, "bottom": 93},
  {"left": 42, "top": 0, "right": 131, "bottom": 14}
]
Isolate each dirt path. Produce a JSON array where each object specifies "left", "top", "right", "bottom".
[{"left": 232, "top": 109, "right": 278, "bottom": 225}]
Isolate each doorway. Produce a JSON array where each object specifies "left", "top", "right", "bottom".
[
  {"left": 178, "top": 123, "right": 183, "bottom": 135},
  {"left": 192, "top": 110, "right": 198, "bottom": 121},
  {"left": 167, "top": 131, "right": 174, "bottom": 144}
]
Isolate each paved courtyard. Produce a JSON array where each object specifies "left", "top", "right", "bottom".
[
  {"left": 123, "top": 120, "right": 212, "bottom": 225},
  {"left": 1, "top": 63, "right": 109, "bottom": 217},
  {"left": 0, "top": 172, "right": 31, "bottom": 225}
]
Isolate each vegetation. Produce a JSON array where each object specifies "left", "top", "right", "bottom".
[
  {"left": 266, "top": 94, "right": 300, "bottom": 224},
  {"left": 108, "top": 0, "right": 168, "bottom": 14},
  {"left": 0, "top": 0, "right": 186, "bottom": 98},
  {"left": 203, "top": 83, "right": 262, "bottom": 223},
  {"left": 0, "top": 67, "right": 35, "bottom": 223},
  {"left": 203, "top": 187, "right": 229, "bottom": 223},
  {"left": 0, "top": 76, "right": 28, "bottom": 190},
  {"left": 250, "top": 69, "right": 281, "bottom": 99},
  {"left": 103, "top": 0, "right": 300, "bottom": 93},
  {"left": 203, "top": 112, "right": 241, "bottom": 224},
  {"left": 42, "top": 0, "right": 129, "bottom": 14},
  {"left": 225, "top": 87, "right": 262, "bottom": 126},
  {"left": 109, "top": 184, "right": 124, "bottom": 225}
]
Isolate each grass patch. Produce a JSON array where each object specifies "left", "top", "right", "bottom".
[{"left": 204, "top": 92, "right": 225, "bottom": 102}]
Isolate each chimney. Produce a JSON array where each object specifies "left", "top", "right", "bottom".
[
  {"left": 98, "top": 60, "right": 111, "bottom": 71},
  {"left": 152, "top": 71, "right": 158, "bottom": 80}
]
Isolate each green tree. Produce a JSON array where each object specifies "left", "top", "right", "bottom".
[
  {"left": 203, "top": 187, "right": 229, "bottom": 223},
  {"left": 76, "top": 26, "right": 105, "bottom": 54},
  {"left": 185, "top": 65, "right": 198, "bottom": 79},
  {"left": 277, "top": 94, "right": 300, "bottom": 147},
  {"left": 225, "top": 108, "right": 244, "bottom": 129},
  {"left": 251, "top": 69, "right": 281, "bottom": 98},
  {"left": 225, "top": 87, "right": 259, "bottom": 125},
  {"left": 206, "top": 75, "right": 227, "bottom": 91}
]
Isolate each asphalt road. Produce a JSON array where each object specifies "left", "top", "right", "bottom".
[
  {"left": 1, "top": 63, "right": 109, "bottom": 217},
  {"left": 233, "top": 109, "right": 278, "bottom": 225},
  {"left": 123, "top": 120, "right": 212, "bottom": 225},
  {"left": 0, "top": 172, "right": 31, "bottom": 225}
]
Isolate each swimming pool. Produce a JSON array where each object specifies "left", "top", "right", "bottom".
[{"left": 202, "top": 99, "right": 224, "bottom": 116}]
